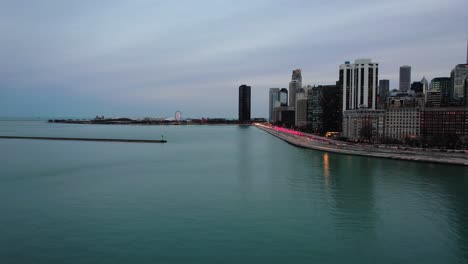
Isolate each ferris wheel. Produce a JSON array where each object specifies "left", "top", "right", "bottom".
[{"left": 175, "top": 111, "right": 182, "bottom": 121}]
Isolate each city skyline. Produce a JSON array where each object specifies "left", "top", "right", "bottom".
[{"left": 1, "top": 0, "right": 467, "bottom": 118}]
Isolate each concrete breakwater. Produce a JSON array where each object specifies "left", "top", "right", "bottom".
[
  {"left": 0, "top": 136, "right": 167, "bottom": 144},
  {"left": 255, "top": 124, "right": 468, "bottom": 166}
]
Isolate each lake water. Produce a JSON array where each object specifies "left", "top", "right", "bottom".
[{"left": 0, "top": 121, "right": 467, "bottom": 263}]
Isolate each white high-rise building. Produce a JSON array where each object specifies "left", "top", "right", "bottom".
[
  {"left": 421, "top": 77, "right": 429, "bottom": 93},
  {"left": 421, "top": 76, "right": 429, "bottom": 103},
  {"left": 466, "top": 39, "right": 468, "bottom": 64},
  {"left": 339, "top": 59, "right": 379, "bottom": 112}
]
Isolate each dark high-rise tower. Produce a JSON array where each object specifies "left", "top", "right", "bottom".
[
  {"left": 379, "top": 80, "right": 390, "bottom": 94},
  {"left": 399, "top": 66, "right": 411, "bottom": 92},
  {"left": 238, "top": 84, "right": 251, "bottom": 121},
  {"left": 464, "top": 76, "right": 468, "bottom": 106},
  {"left": 430, "top": 77, "right": 452, "bottom": 106},
  {"left": 378, "top": 79, "right": 390, "bottom": 108}
]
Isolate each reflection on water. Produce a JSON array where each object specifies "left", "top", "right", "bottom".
[
  {"left": 323, "top": 152, "right": 330, "bottom": 187},
  {"left": 236, "top": 126, "right": 254, "bottom": 193},
  {"left": 329, "top": 156, "right": 377, "bottom": 238}
]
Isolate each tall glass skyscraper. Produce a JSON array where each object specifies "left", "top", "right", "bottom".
[
  {"left": 450, "top": 64, "right": 468, "bottom": 99},
  {"left": 269, "top": 88, "right": 281, "bottom": 122},
  {"left": 431, "top": 77, "right": 452, "bottom": 106},
  {"left": 378, "top": 79, "right": 390, "bottom": 108},
  {"left": 292, "top": 69, "right": 302, "bottom": 83},
  {"left": 289, "top": 69, "right": 302, "bottom": 107},
  {"left": 238, "top": 84, "right": 251, "bottom": 121},
  {"left": 279, "top": 88, "right": 288, "bottom": 106}
]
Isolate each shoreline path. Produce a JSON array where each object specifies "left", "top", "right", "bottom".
[{"left": 254, "top": 123, "right": 468, "bottom": 166}]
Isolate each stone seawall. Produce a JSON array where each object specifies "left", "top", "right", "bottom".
[{"left": 255, "top": 124, "right": 468, "bottom": 166}]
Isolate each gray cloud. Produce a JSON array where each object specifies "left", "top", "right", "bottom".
[{"left": 1, "top": 0, "right": 467, "bottom": 118}]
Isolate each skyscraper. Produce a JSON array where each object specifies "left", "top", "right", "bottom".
[
  {"left": 410, "top": 81, "right": 423, "bottom": 93},
  {"left": 307, "top": 86, "right": 322, "bottom": 133},
  {"left": 450, "top": 64, "right": 468, "bottom": 99},
  {"left": 307, "top": 84, "right": 342, "bottom": 134},
  {"left": 339, "top": 59, "right": 379, "bottom": 111},
  {"left": 421, "top": 76, "right": 429, "bottom": 104},
  {"left": 378, "top": 79, "right": 390, "bottom": 108},
  {"left": 430, "top": 77, "right": 451, "bottom": 92},
  {"left": 238, "top": 84, "right": 251, "bottom": 121},
  {"left": 430, "top": 77, "right": 452, "bottom": 106},
  {"left": 279, "top": 88, "right": 288, "bottom": 106},
  {"left": 464, "top": 76, "right": 468, "bottom": 106},
  {"left": 269, "top": 88, "right": 281, "bottom": 122},
  {"left": 379, "top": 80, "right": 390, "bottom": 95},
  {"left": 421, "top": 77, "right": 429, "bottom": 94},
  {"left": 295, "top": 91, "right": 308, "bottom": 127},
  {"left": 399, "top": 65, "right": 411, "bottom": 92},
  {"left": 292, "top": 69, "right": 302, "bottom": 83},
  {"left": 289, "top": 69, "right": 302, "bottom": 107}
]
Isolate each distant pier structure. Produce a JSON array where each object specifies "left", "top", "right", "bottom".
[{"left": 0, "top": 136, "right": 167, "bottom": 144}]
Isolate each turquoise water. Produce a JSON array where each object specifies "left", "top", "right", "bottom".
[{"left": 0, "top": 121, "right": 467, "bottom": 263}]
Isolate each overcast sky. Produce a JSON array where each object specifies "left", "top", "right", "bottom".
[{"left": 1, "top": 0, "right": 467, "bottom": 118}]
